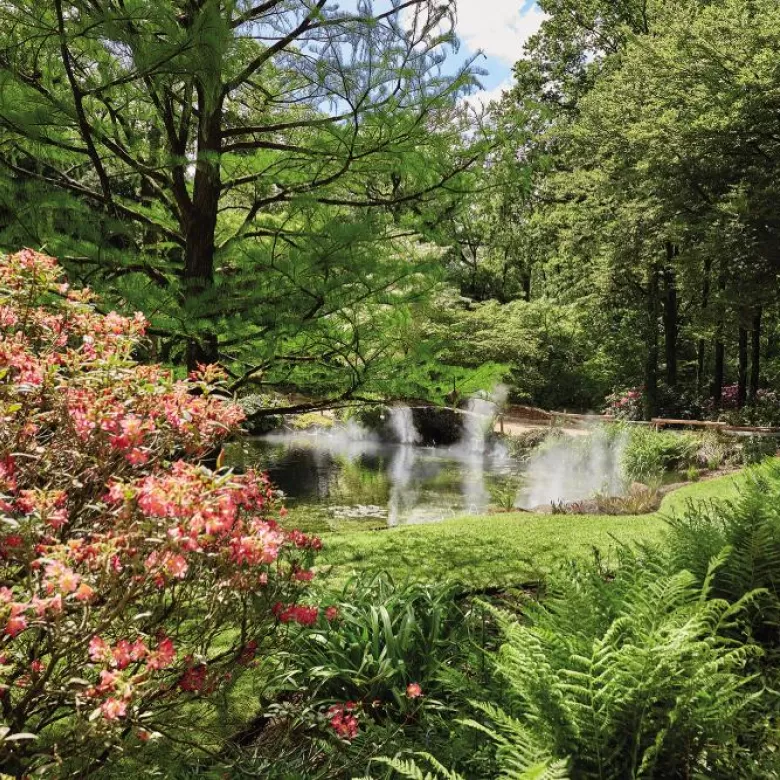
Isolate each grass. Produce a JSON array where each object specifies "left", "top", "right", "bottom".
[{"left": 318, "top": 470, "right": 746, "bottom": 591}]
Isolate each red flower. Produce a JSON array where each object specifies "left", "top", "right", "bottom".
[
  {"left": 328, "top": 704, "right": 359, "bottom": 740},
  {"left": 406, "top": 682, "right": 422, "bottom": 699}
]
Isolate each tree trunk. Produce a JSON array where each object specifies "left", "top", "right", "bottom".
[
  {"left": 184, "top": 105, "right": 222, "bottom": 371},
  {"left": 713, "top": 339, "right": 725, "bottom": 403},
  {"left": 737, "top": 323, "right": 748, "bottom": 409},
  {"left": 749, "top": 307, "right": 762, "bottom": 403},
  {"left": 696, "top": 258, "right": 712, "bottom": 393},
  {"left": 644, "top": 264, "right": 661, "bottom": 420},
  {"left": 711, "top": 265, "right": 726, "bottom": 403},
  {"left": 522, "top": 274, "right": 531, "bottom": 302},
  {"left": 662, "top": 258, "right": 678, "bottom": 387}
]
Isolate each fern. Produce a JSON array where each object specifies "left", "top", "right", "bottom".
[
  {"left": 367, "top": 753, "right": 466, "bottom": 780},
  {"left": 475, "top": 549, "right": 764, "bottom": 779},
  {"left": 369, "top": 747, "right": 567, "bottom": 780},
  {"left": 667, "top": 459, "right": 780, "bottom": 646}
]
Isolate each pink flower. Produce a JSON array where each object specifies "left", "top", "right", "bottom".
[
  {"left": 5, "top": 615, "right": 27, "bottom": 638},
  {"left": 89, "top": 636, "right": 111, "bottom": 663},
  {"left": 75, "top": 583, "right": 95, "bottom": 602},
  {"left": 406, "top": 683, "right": 422, "bottom": 699},
  {"left": 126, "top": 448, "right": 148, "bottom": 466},
  {"left": 147, "top": 636, "right": 175, "bottom": 670},
  {"left": 325, "top": 606, "right": 339, "bottom": 621},
  {"left": 100, "top": 698, "right": 127, "bottom": 720},
  {"left": 58, "top": 568, "right": 80, "bottom": 594},
  {"left": 113, "top": 640, "right": 132, "bottom": 670},
  {"left": 164, "top": 553, "right": 188, "bottom": 579},
  {"left": 47, "top": 509, "right": 69, "bottom": 530}
]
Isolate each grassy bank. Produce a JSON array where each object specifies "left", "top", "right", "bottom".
[{"left": 318, "top": 471, "right": 745, "bottom": 590}]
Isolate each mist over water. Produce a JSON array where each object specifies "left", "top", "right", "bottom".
[
  {"left": 389, "top": 405, "right": 421, "bottom": 445},
  {"left": 449, "top": 387, "right": 509, "bottom": 513},
  {"left": 243, "top": 402, "right": 630, "bottom": 524},
  {"left": 518, "top": 427, "right": 629, "bottom": 509}
]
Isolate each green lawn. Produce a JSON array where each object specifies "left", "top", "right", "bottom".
[{"left": 318, "top": 471, "right": 745, "bottom": 590}]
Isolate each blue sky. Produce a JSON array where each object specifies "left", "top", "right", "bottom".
[
  {"left": 337, "top": 1, "right": 546, "bottom": 104},
  {"left": 446, "top": 0, "right": 545, "bottom": 104}
]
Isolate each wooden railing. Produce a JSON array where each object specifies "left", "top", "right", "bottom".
[{"left": 500, "top": 405, "right": 780, "bottom": 437}]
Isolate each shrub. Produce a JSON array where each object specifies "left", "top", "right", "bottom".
[
  {"left": 287, "top": 574, "right": 466, "bottom": 712},
  {"left": 605, "top": 387, "right": 644, "bottom": 421},
  {"left": 237, "top": 393, "right": 285, "bottom": 434},
  {"left": 667, "top": 459, "right": 780, "bottom": 648},
  {"left": 741, "top": 435, "right": 779, "bottom": 465},
  {"left": 622, "top": 427, "right": 699, "bottom": 482},
  {"left": 0, "top": 251, "right": 324, "bottom": 776},
  {"left": 470, "top": 553, "right": 765, "bottom": 779},
  {"left": 290, "top": 411, "right": 334, "bottom": 430}
]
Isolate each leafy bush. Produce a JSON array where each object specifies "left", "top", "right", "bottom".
[
  {"left": 0, "top": 251, "right": 325, "bottom": 776},
  {"left": 287, "top": 575, "right": 466, "bottom": 712},
  {"left": 469, "top": 553, "right": 764, "bottom": 779},
  {"left": 237, "top": 393, "right": 285, "bottom": 434},
  {"left": 741, "top": 435, "right": 779, "bottom": 465},
  {"left": 339, "top": 403, "right": 389, "bottom": 433},
  {"left": 291, "top": 412, "right": 334, "bottom": 430},
  {"left": 605, "top": 387, "right": 644, "bottom": 421},
  {"left": 622, "top": 427, "right": 699, "bottom": 482}
]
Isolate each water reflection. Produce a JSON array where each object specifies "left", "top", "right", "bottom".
[{"left": 232, "top": 431, "right": 519, "bottom": 528}]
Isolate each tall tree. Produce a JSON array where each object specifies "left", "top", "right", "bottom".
[{"left": 0, "top": 0, "right": 481, "bottom": 386}]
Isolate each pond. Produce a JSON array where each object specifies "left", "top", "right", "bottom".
[{"left": 227, "top": 430, "right": 525, "bottom": 533}]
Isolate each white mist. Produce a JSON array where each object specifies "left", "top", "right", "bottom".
[{"left": 518, "top": 427, "right": 629, "bottom": 509}]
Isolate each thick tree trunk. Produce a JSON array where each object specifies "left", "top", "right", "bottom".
[
  {"left": 662, "top": 258, "right": 678, "bottom": 387},
  {"left": 738, "top": 324, "right": 748, "bottom": 408},
  {"left": 184, "top": 106, "right": 222, "bottom": 371},
  {"left": 644, "top": 264, "right": 661, "bottom": 420},
  {"left": 696, "top": 258, "right": 712, "bottom": 393},
  {"left": 522, "top": 271, "right": 531, "bottom": 302},
  {"left": 749, "top": 307, "right": 762, "bottom": 403}
]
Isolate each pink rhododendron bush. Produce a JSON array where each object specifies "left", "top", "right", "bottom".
[{"left": 0, "top": 250, "right": 324, "bottom": 775}]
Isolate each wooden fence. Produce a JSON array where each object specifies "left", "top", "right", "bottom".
[{"left": 500, "top": 405, "right": 780, "bottom": 437}]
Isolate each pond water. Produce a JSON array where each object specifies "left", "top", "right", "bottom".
[{"left": 227, "top": 431, "right": 525, "bottom": 532}]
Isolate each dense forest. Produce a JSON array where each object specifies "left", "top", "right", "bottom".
[{"left": 2, "top": 1, "right": 780, "bottom": 778}]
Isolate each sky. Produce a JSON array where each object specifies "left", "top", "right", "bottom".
[
  {"left": 446, "top": 0, "right": 546, "bottom": 105},
  {"left": 335, "top": 1, "right": 546, "bottom": 106}
]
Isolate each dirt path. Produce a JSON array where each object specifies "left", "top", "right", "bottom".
[{"left": 496, "top": 419, "right": 591, "bottom": 437}]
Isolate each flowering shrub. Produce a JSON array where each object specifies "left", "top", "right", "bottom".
[
  {"left": 711, "top": 385, "right": 780, "bottom": 427},
  {"left": 605, "top": 388, "right": 644, "bottom": 420},
  {"left": 0, "top": 250, "right": 323, "bottom": 775}
]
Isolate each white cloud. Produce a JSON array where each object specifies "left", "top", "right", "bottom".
[
  {"left": 464, "top": 74, "right": 514, "bottom": 111},
  {"left": 455, "top": 0, "right": 547, "bottom": 63}
]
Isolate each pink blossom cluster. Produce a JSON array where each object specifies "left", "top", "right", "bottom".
[
  {"left": 0, "top": 251, "right": 322, "bottom": 762},
  {"left": 327, "top": 702, "right": 359, "bottom": 740}
]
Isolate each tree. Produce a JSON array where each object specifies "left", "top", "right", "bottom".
[{"left": 0, "top": 0, "right": 481, "bottom": 388}]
